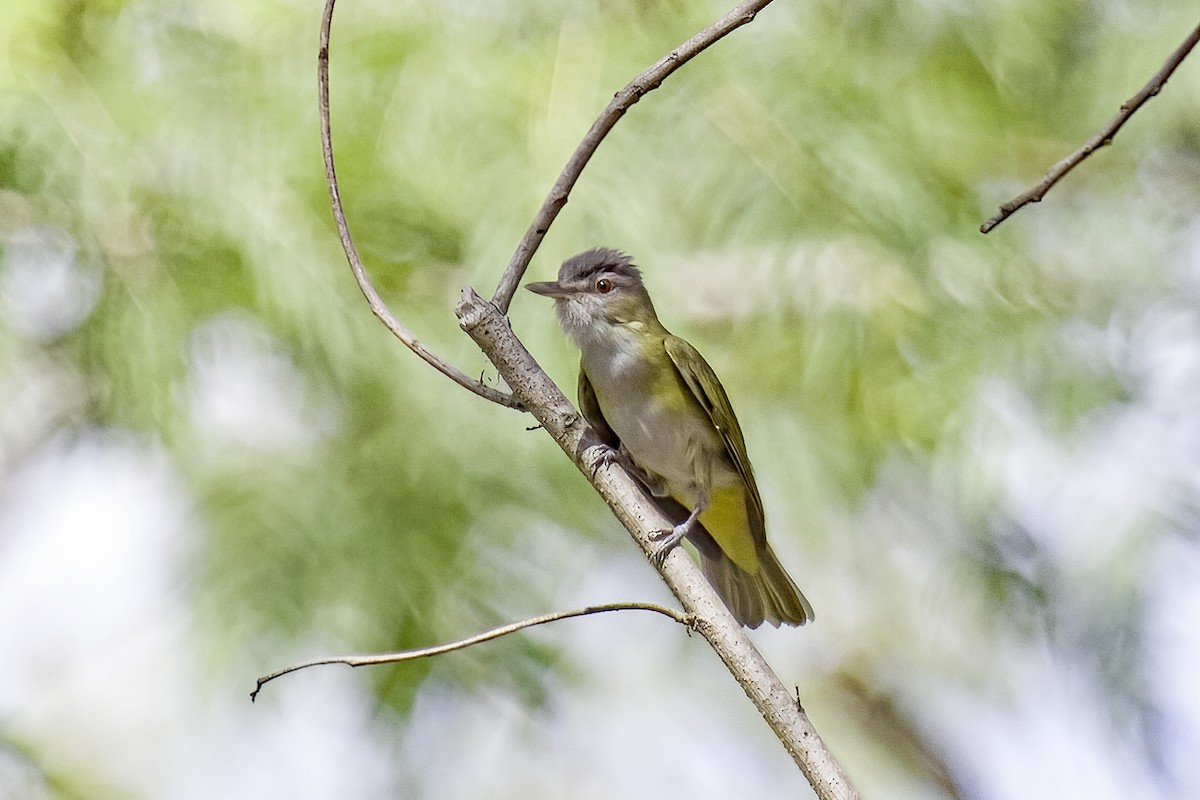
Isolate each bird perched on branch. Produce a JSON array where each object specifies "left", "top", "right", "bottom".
[{"left": 527, "top": 248, "right": 813, "bottom": 627}]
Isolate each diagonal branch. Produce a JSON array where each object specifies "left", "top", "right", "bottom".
[
  {"left": 457, "top": 288, "right": 861, "bottom": 800},
  {"left": 981, "top": 21, "right": 1200, "bottom": 234},
  {"left": 490, "top": 0, "right": 779, "bottom": 313},
  {"left": 314, "top": 3, "right": 859, "bottom": 797},
  {"left": 319, "top": 0, "right": 521, "bottom": 408},
  {"left": 251, "top": 602, "right": 692, "bottom": 702}
]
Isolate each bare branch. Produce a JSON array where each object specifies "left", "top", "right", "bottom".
[
  {"left": 314, "top": 3, "right": 857, "bottom": 796},
  {"left": 490, "top": 0, "right": 779, "bottom": 313},
  {"left": 457, "top": 288, "right": 861, "bottom": 800},
  {"left": 982, "top": 21, "right": 1200, "bottom": 234},
  {"left": 318, "top": 0, "right": 521, "bottom": 408},
  {"left": 252, "top": 602, "right": 690, "bottom": 702}
]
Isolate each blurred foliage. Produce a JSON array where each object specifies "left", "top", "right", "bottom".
[{"left": 3, "top": 0, "right": 1200, "bottom": 797}]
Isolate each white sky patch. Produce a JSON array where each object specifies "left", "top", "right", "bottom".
[
  {"left": 0, "top": 225, "right": 101, "bottom": 342},
  {"left": 0, "top": 433, "right": 397, "bottom": 799},
  {"left": 923, "top": 644, "right": 1164, "bottom": 800},
  {"left": 1143, "top": 537, "right": 1200, "bottom": 797},
  {"left": 977, "top": 380, "right": 1152, "bottom": 572},
  {"left": 186, "top": 312, "right": 339, "bottom": 453},
  {"left": 975, "top": 300, "right": 1200, "bottom": 577}
]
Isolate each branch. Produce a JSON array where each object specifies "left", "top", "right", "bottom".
[
  {"left": 456, "top": 289, "right": 860, "bottom": 800},
  {"left": 316, "top": 2, "right": 857, "bottom": 796},
  {"left": 490, "top": 0, "right": 779, "bottom": 313},
  {"left": 318, "top": 0, "right": 521, "bottom": 408},
  {"left": 981, "top": 21, "right": 1200, "bottom": 234},
  {"left": 251, "top": 602, "right": 691, "bottom": 702}
]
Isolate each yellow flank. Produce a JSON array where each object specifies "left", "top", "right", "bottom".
[
  {"left": 657, "top": 365, "right": 693, "bottom": 411},
  {"left": 693, "top": 484, "right": 760, "bottom": 574}
]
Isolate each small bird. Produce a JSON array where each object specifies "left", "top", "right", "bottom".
[{"left": 527, "top": 248, "right": 813, "bottom": 627}]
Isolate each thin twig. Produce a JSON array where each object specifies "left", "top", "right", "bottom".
[
  {"left": 982, "top": 21, "right": 1200, "bottom": 234},
  {"left": 318, "top": 0, "right": 521, "bottom": 408},
  {"left": 490, "top": 0, "right": 779, "bottom": 313},
  {"left": 251, "top": 602, "right": 691, "bottom": 701},
  {"left": 315, "top": 3, "right": 859, "bottom": 797}
]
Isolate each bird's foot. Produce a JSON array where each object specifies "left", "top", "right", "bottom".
[
  {"left": 649, "top": 522, "right": 689, "bottom": 566},
  {"left": 583, "top": 443, "right": 620, "bottom": 479},
  {"left": 649, "top": 503, "right": 702, "bottom": 566}
]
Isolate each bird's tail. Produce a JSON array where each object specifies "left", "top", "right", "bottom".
[
  {"left": 700, "top": 543, "right": 814, "bottom": 628},
  {"left": 650, "top": 494, "right": 814, "bottom": 628}
]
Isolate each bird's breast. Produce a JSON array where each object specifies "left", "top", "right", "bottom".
[{"left": 581, "top": 340, "right": 734, "bottom": 498}]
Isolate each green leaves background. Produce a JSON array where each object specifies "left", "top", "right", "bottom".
[{"left": 2, "top": 1, "right": 1199, "bottom": 798}]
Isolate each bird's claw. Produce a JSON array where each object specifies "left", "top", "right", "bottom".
[
  {"left": 648, "top": 523, "right": 688, "bottom": 566},
  {"left": 583, "top": 443, "right": 619, "bottom": 479},
  {"left": 648, "top": 501, "right": 703, "bottom": 566}
]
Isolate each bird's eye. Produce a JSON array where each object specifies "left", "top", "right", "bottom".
[{"left": 595, "top": 278, "right": 613, "bottom": 293}]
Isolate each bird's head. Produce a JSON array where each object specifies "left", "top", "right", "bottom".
[{"left": 525, "top": 248, "right": 660, "bottom": 347}]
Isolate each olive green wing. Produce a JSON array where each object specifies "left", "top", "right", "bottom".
[
  {"left": 663, "top": 335, "right": 767, "bottom": 546},
  {"left": 577, "top": 366, "right": 620, "bottom": 448}
]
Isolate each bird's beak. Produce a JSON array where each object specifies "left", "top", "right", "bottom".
[{"left": 525, "top": 280, "right": 573, "bottom": 299}]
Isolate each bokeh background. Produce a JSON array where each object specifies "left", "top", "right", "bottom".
[{"left": 3, "top": 0, "right": 1200, "bottom": 798}]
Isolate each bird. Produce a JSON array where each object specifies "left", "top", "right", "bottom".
[{"left": 526, "top": 247, "right": 813, "bottom": 627}]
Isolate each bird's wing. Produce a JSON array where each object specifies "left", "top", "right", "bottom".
[
  {"left": 577, "top": 366, "right": 620, "bottom": 448},
  {"left": 663, "top": 335, "right": 767, "bottom": 547}
]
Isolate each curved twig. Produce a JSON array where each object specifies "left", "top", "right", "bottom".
[
  {"left": 319, "top": 0, "right": 521, "bottom": 408},
  {"left": 491, "top": 0, "right": 779, "bottom": 313},
  {"left": 251, "top": 602, "right": 692, "bottom": 701},
  {"left": 314, "top": 4, "right": 859, "bottom": 797},
  {"left": 982, "top": 21, "right": 1200, "bottom": 234}
]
